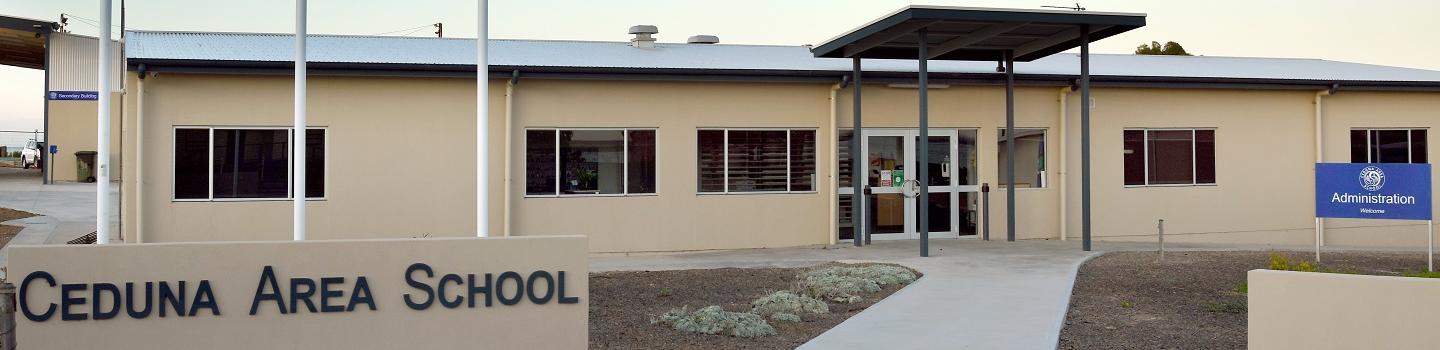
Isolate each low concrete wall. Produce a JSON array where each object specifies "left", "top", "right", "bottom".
[
  {"left": 7, "top": 236, "right": 588, "bottom": 349},
  {"left": 1248, "top": 269, "right": 1440, "bottom": 350}
]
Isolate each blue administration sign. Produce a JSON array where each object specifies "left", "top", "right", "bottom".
[
  {"left": 47, "top": 91, "right": 99, "bottom": 101},
  {"left": 1316, "top": 163, "right": 1432, "bottom": 220}
]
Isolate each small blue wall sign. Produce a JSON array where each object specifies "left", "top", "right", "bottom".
[
  {"left": 47, "top": 91, "right": 99, "bottom": 101},
  {"left": 1316, "top": 163, "right": 1432, "bottom": 220}
]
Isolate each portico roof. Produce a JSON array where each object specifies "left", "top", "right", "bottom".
[
  {"left": 811, "top": 5, "right": 1145, "bottom": 62},
  {"left": 0, "top": 15, "right": 56, "bottom": 69}
]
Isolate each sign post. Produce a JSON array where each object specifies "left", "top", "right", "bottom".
[{"left": 1315, "top": 163, "right": 1433, "bottom": 269}]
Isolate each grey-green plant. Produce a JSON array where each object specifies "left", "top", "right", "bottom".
[
  {"left": 652, "top": 306, "right": 777, "bottom": 338},
  {"left": 769, "top": 312, "right": 802, "bottom": 323},
  {"left": 752, "top": 290, "right": 829, "bottom": 316},
  {"left": 797, "top": 265, "right": 917, "bottom": 303}
]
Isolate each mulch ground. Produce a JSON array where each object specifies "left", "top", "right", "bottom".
[
  {"left": 0, "top": 208, "right": 38, "bottom": 248},
  {"left": 590, "top": 263, "right": 916, "bottom": 349},
  {"left": 1059, "top": 250, "right": 1432, "bottom": 350}
]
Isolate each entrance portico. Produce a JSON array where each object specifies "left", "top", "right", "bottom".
[{"left": 813, "top": 6, "right": 1146, "bottom": 255}]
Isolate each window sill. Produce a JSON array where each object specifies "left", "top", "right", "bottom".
[
  {"left": 994, "top": 187, "right": 1049, "bottom": 191},
  {"left": 524, "top": 193, "right": 658, "bottom": 198},
  {"left": 697, "top": 191, "right": 820, "bottom": 196},
  {"left": 1124, "top": 183, "right": 1217, "bottom": 188}
]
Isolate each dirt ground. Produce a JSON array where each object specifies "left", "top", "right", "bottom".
[
  {"left": 1059, "top": 250, "right": 1432, "bottom": 350},
  {"left": 589, "top": 264, "right": 915, "bottom": 349},
  {"left": 0, "top": 208, "right": 38, "bottom": 248}
]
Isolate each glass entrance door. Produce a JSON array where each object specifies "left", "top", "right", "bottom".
[{"left": 839, "top": 129, "right": 979, "bottom": 241}]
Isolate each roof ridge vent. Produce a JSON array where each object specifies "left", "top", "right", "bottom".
[
  {"left": 686, "top": 35, "right": 719, "bottom": 44},
  {"left": 629, "top": 25, "right": 658, "bottom": 49}
]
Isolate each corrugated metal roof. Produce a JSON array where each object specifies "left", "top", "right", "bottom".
[{"left": 125, "top": 30, "right": 1440, "bottom": 83}]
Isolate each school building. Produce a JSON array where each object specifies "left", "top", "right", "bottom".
[{"left": 16, "top": 7, "right": 1440, "bottom": 253}]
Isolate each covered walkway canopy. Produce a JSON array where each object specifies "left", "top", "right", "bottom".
[
  {"left": 0, "top": 15, "right": 55, "bottom": 70},
  {"left": 813, "top": 6, "right": 1145, "bottom": 256}
]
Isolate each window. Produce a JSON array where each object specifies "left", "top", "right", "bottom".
[
  {"left": 173, "top": 127, "right": 325, "bottom": 200},
  {"left": 525, "top": 128, "right": 656, "bottom": 196},
  {"left": 997, "top": 128, "right": 1047, "bottom": 188},
  {"left": 1123, "top": 129, "right": 1216, "bottom": 186},
  {"left": 1350, "top": 129, "right": 1427, "bottom": 164},
  {"left": 697, "top": 129, "right": 817, "bottom": 193}
]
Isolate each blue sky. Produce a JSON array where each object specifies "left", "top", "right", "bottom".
[{"left": 2, "top": 0, "right": 1439, "bottom": 136}]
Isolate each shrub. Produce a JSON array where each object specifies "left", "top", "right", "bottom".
[
  {"left": 1120, "top": 301, "right": 1135, "bottom": 308},
  {"left": 1234, "top": 282, "right": 1248, "bottom": 295},
  {"left": 769, "top": 312, "right": 802, "bottom": 322},
  {"left": 1401, "top": 270, "right": 1440, "bottom": 278},
  {"left": 752, "top": 291, "right": 829, "bottom": 316},
  {"left": 652, "top": 306, "right": 777, "bottom": 338},
  {"left": 1268, "top": 252, "right": 1292, "bottom": 270},
  {"left": 797, "top": 265, "right": 917, "bottom": 303}
]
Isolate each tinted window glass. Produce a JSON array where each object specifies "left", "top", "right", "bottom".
[
  {"left": 789, "top": 130, "right": 816, "bottom": 191},
  {"left": 997, "top": 128, "right": 1046, "bottom": 188},
  {"left": 174, "top": 128, "right": 210, "bottom": 199},
  {"left": 304, "top": 129, "right": 325, "bottom": 198},
  {"left": 1147, "top": 130, "right": 1195, "bottom": 185},
  {"left": 213, "top": 129, "right": 290, "bottom": 199},
  {"left": 727, "top": 130, "right": 788, "bottom": 192},
  {"left": 1411, "top": 129, "right": 1427, "bottom": 164},
  {"left": 1122, "top": 130, "right": 1144, "bottom": 186},
  {"left": 627, "top": 130, "right": 657, "bottom": 194},
  {"left": 525, "top": 130, "right": 557, "bottom": 195},
  {"left": 697, "top": 130, "right": 726, "bottom": 192},
  {"left": 1374, "top": 129, "right": 1410, "bottom": 163},
  {"left": 1195, "top": 130, "right": 1216, "bottom": 184},
  {"left": 837, "top": 130, "right": 854, "bottom": 188},
  {"left": 559, "top": 130, "right": 624, "bottom": 195}
]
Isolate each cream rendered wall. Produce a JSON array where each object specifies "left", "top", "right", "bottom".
[
  {"left": 835, "top": 85, "right": 1062, "bottom": 240},
  {"left": 1064, "top": 88, "right": 1440, "bottom": 247},
  {"left": 507, "top": 80, "right": 834, "bottom": 253},
  {"left": 120, "top": 73, "right": 507, "bottom": 242},
  {"left": 47, "top": 95, "right": 122, "bottom": 182},
  {"left": 1319, "top": 91, "right": 1440, "bottom": 246}
]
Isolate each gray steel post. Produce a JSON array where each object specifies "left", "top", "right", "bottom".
[
  {"left": 852, "top": 57, "right": 864, "bottom": 247},
  {"left": 1158, "top": 219, "right": 1165, "bottom": 262},
  {"left": 1081, "top": 25, "right": 1093, "bottom": 251},
  {"left": 918, "top": 28, "right": 930, "bottom": 257},
  {"left": 1005, "top": 50, "right": 1016, "bottom": 242}
]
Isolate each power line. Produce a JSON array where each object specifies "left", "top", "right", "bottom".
[{"left": 371, "top": 24, "right": 433, "bottom": 36}]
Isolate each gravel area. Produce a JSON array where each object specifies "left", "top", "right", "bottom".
[
  {"left": 589, "top": 263, "right": 915, "bottom": 349},
  {"left": 1059, "top": 250, "right": 1433, "bottom": 350},
  {"left": 0, "top": 208, "right": 37, "bottom": 248}
]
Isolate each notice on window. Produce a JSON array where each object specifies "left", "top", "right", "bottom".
[{"left": 879, "top": 170, "right": 892, "bottom": 187}]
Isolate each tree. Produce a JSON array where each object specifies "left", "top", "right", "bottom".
[{"left": 1135, "top": 41, "right": 1193, "bottom": 56}]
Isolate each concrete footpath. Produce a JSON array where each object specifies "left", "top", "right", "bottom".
[
  {"left": 0, "top": 167, "right": 118, "bottom": 279},
  {"left": 592, "top": 239, "right": 1100, "bottom": 350}
]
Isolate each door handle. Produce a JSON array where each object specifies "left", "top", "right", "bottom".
[{"left": 901, "top": 179, "right": 920, "bottom": 198}]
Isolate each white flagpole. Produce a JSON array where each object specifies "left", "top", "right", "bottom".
[
  {"left": 477, "top": 0, "right": 489, "bottom": 237},
  {"left": 97, "top": 0, "right": 112, "bottom": 244},
  {"left": 293, "top": 0, "right": 307, "bottom": 241}
]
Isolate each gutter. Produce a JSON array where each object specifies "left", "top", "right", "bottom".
[
  {"left": 125, "top": 58, "right": 1440, "bottom": 91},
  {"left": 1314, "top": 84, "right": 1337, "bottom": 247},
  {"left": 1058, "top": 85, "right": 1073, "bottom": 241},
  {"left": 503, "top": 70, "right": 519, "bottom": 237},
  {"left": 135, "top": 64, "right": 148, "bottom": 243},
  {"left": 827, "top": 78, "right": 845, "bottom": 246}
]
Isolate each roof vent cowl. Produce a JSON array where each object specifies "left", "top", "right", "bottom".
[
  {"left": 687, "top": 35, "right": 719, "bottom": 44},
  {"left": 629, "top": 25, "right": 659, "bottom": 49}
]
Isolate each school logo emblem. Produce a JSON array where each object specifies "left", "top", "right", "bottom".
[{"left": 1359, "top": 166, "right": 1385, "bottom": 192}]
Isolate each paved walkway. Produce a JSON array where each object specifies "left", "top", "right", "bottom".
[
  {"left": 0, "top": 167, "right": 118, "bottom": 279},
  {"left": 594, "top": 239, "right": 1097, "bottom": 349},
  {"left": 594, "top": 238, "right": 1397, "bottom": 349}
]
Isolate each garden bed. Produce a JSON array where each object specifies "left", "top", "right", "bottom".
[
  {"left": 1059, "top": 250, "right": 1434, "bottom": 349},
  {"left": 589, "top": 263, "right": 917, "bottom": 349},
  {"left": 0, "top": 208, "right": 37, "bottom": 248}
]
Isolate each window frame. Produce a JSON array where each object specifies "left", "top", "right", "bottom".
[
  {"left": 171, "top": 126, "right": 329, "bottom": 202},
  {"left": 696, "top": 128, "right": 820, "bottom": 195},
  {"left": 1351, "top": 128, "right": 1428, "bottom": 164},
  {"left": 1123, "top": 127, "right": 1217, "bottom": 188},
  {"left": 996, "top": 127, "right": 1049, "bottom": 190},
  {"left": 523, "top": 127, "right": 659, "bottom": 198}
]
